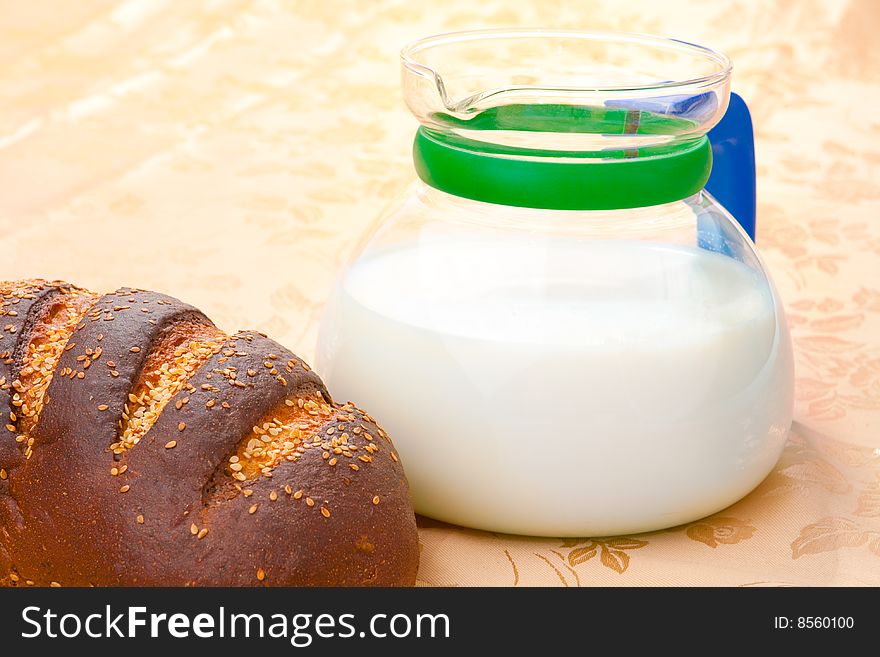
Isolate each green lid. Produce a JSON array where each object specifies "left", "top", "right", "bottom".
[{"left": 413, "top": 104, "right": 712, "bottom": 211}]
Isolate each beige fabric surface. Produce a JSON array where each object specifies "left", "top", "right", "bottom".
[{"left": 1, "top": 0, "right": 878, "bottom": 586}]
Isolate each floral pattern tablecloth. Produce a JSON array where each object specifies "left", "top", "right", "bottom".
[{"left": 1, "top": 0, "right": 878, "bottom": 586}]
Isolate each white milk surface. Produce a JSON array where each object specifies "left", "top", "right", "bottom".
[{"left": 317, "top": 238, "right": 793, "bottom": 536}]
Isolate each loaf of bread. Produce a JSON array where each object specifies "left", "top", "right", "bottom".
[{"left": 0, "top": 280, "right": 418, "bottom": 586}]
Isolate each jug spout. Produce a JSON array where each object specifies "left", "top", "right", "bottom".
[{"left": 401, "top": 29, "right": 732, "bottom": 154}]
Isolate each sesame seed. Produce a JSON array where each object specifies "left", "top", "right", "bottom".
[
  {"left": 178, "top": 422, "right": 186, "bottom": 431},
  {"left": 197, "top": 528, "right": 209, "bottom": 539},
  {"left": 130, "top": 347, "right": 141, "bottom": 353},
  {"left": 305, "top": 497, "right": 315, "bottom": 507},
  {"left": 164, "top": 440, "right": 177, "bottom": 449},
  {"left": 269, "top": 491, "right": 278, "bottom": 501},
  {"left": 119, "top": 485, "right": 130, "bottom": 493},
  {"left": 293, "top": 489, "right": 303, "bottom": 500},
  {"left": 136, "top": 514, "right": 144, "bottom": 524},
  {"left": 110, "top": 467, "right": 119, "bottom": 476},
  {"left": 284, "top": 485, "right": 292, "bottom": 495},
  {"left": 50, "top": 582, "right": 61, "bottom": 588},
  {"left": 190, "top": 524, "right": 199, "bottom": 535},
  {"left": 243, "top": 489, "right": 253, "bottom": 497},
  {"left": 372, "top": 495, "right": 380, "bottom": 505},
  {"left": 349, "top": 464, "right": 359, "bottom": 471},
  {"left": 0, "top": 468, "right": 7, "bottom": 480},
  {"left": 256, "top": 568, "right": 266, "bottom": 581},
  {"left": 97, "top": 404, "right": 109, "bottom": 411},
  {"left": 249, "top": 504, "right": 258, "bottom": 514},
  {"left": 320, "top": 507, "right": 330, "bottom": 518},
  {"left": 328, "top": 458, "right": 337, "bottom": 466}
]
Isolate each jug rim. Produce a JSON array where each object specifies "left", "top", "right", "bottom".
[
  {"left": 402, "top": 29, "right": 731, "bottom": 211},
  {"left": 401, "top": 28, "right": 732, "bottom": 100}
]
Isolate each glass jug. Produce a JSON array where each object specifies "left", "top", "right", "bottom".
[{"left": 316, "top": 30, "right": 794, "bottom": 537}]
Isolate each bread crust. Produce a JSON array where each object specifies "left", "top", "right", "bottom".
[{"left": 0, "top": 282, "right": 418, "bottom": 586}]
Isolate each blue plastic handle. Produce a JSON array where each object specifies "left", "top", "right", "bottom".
[
  {"left": 605, "top": 91, "right": 756, "bottom": 241},
  {"left": 706, "top": 92, "right": 756, "bottom": 241}
]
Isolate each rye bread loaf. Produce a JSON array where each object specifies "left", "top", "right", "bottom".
[{"left": 0, "top": 280, "right": 418, "bottom": 586}]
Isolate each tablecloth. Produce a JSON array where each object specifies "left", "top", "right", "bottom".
[{"left": 1, "top": 0, "right": 878, "bottom": 586}]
